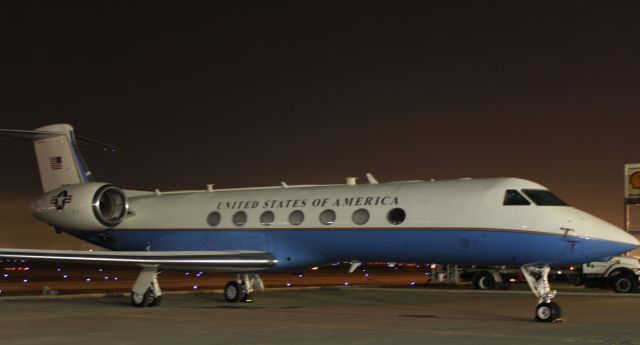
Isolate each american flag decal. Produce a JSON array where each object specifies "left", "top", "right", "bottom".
[{"left": 50, "top": 156, "right": 62, "bottom": 170}]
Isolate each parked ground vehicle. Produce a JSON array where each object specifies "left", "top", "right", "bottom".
[
  {"left": 462, "top": 265, "right": 521, "bottom": 290},
  {"left": 465, "top": 256, "right": 640, "bottom": 293},
  {"left": 571, "top": 256, "right": 640, "bottom": 293}
]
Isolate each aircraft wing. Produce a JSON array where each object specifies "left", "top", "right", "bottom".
[{"left": 0, "top": 248, "right": 278, "bottom": 272}]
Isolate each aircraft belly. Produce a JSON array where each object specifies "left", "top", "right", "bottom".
[{"left": 68, "top": 229, "right": 635, "bottom": 271}]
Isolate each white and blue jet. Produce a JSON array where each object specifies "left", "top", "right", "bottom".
[{"left": 0, "top": 124, "right": 637, "bottom": 322}]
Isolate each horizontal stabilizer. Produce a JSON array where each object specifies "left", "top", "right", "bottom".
[
  {"left": 0, "top": 248, "right": 278, "bottom": 272},
  {"left": 0, "top": 129, "right": 118, "bottom": 151}
]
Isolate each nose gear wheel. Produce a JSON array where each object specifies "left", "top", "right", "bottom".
[{"left": 521, "top": 263, "right": 563, "bottom": 322}]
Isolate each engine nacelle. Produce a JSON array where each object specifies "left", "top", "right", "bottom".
[{"left": 32, "top": 182, "right": 128, "bottom": 231}]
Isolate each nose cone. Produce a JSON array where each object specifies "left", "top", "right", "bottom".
[
  {"left": 584, "top": 213, "right": 639, "bottom": 252},
  {"left": 616, "top": 228, "right": 640, "bottom": 251}
]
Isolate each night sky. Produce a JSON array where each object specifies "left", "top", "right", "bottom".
[{"left": 1, "top": 3, "right": 639, "bottom": 248}]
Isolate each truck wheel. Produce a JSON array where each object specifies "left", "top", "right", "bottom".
[
  {"left": 612, "top": 273, "right": 638, "bottom": 293},
  {"left": 473, "top": 271, "right": 496, "bottom": 290}
]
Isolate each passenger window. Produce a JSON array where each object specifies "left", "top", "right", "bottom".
[
  {"left": 387, "top": 208, "right": 406, "bottom": 225},
  {"left": 207, "top": 211, "right": 221, "bottom": 227},
  {"left": 503, "top": 190, "right": 531, "bottom": 206},
  {"left": 289, "top": 210, "right": 304, "bottom": 225},
  {"left": 319, "top": 209, "right": 336, "bottom": 225},
  {"left": 232, "top": 211, "right": 247, "bottom": 226},
  {"left": 522, "top": 189, "right": 568, "bottom": 206},
  {"left": 352, "top": 209, "right": 369, "bottom": 225},
  {"left": 260, "top": 211, "right": 275, "bottom": 226}
]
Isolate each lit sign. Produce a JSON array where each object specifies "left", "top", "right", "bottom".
[{"left": 625, "top": 164, "right": 640, "bottom": 201}]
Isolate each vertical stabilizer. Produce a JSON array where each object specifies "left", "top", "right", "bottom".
[
  {"left": 0, "top": 123, "right": 117, "bottom": 193},
  {"left": 0, "top": 123, "right": 120, "bottom": 193},
  {"left": 32, "top": 124, "right": 92, "bottom": 192}
]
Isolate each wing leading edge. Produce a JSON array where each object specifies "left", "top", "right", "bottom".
[{"left": 0, "top": 249, "right": 278, "bottom": 272}]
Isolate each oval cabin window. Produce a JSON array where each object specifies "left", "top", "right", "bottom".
[
  {"left": 207, "top": 211, "right": 221, "bottom": 227},
  {"left": 260, "top": 211, "right": 275, "bottom": 226},
  {"left": 319, "top": 209, "right": 336, "bottom": 225},
  {"left": 387, "top": 208, "right": 406, "bottom": 225},
  {"left": 232, "top": 211, "right": 247, "bottom": 226},
  {"left": 289, "top": 210, "right": 304, "bottom": 226},
  {"left": 352, "top": 208, "right": 369, "bottom": 225}
]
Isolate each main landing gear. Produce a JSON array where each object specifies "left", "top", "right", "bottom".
[
  {"left": 224, "top": 274, "right": 264, "bottom": 303},
  {"left": 521, "top": 263, "right": 562, "bottom": 322},
  {"left": 130, "top": 266, "right": 162, "bottom": 307},
  {"left": 128, "top": 268, "right": 263, "bottom": 307}
]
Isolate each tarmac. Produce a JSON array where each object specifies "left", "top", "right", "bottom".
[{"left": 1, "top": 287, "right": 639, "bottom": 345}]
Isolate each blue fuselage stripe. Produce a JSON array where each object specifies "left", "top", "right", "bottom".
[{"left": 68, "top": 228, "right": 635, "bottom": 272}]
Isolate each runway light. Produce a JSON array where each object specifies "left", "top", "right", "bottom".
[
  {"left": 509, "top": 278, "right": 516, "bottom": 283},
  {"left": 311, "top": 267, "right": 319, "bottom": 270},
  {"left": 430, "top": 264, "right": 437, "bottom": 269},
  {"left": 297, "top": 274, "right": 303, "bottom": 278},
  {"left": 2, "top": 273, "right": 8, "bottom": 278},
  {"left": 114, "top": 277, "right": 119, "bottom": 281},
  {"left": 285, "top": 282, "right": 291, "bottom": 287},
  {"left": 344, "top": 282, "right": 349, "bottom": 286},
  {"left": 557, "top": 271, "right": 562, "bottom": 275},
  {"left": 104, "top": 276, "right": 109, "bottom": 280},
  {"left": 196, "top": 272, "right": 203, "bottom": 277},
  {"left": 192, "top": 285, "right": 198, "bottom": 290},
  {"left": 98, "top": 268, "right": 103, "bottom": 272},
  {"left": 22, "top": 278, "right": 28, "bottom": 284},
  {"left": 185, "top": 272, "right": 190, "bottom": 276},
  {"left": 63, "top": 274, "right": 68, "bottom": 279},
  {"left": 56, "top": 268, "right": 62, "bottom": 272},
  {"left": 85, "top": 278, "right": 91, "bottom": 282},
  {"left": 364, "top": 273, "right": 369, "bottom": 277},
  {"left": 410, "top": 282, "right": 416, "bottom": 286}
]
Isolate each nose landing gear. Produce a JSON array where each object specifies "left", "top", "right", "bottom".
[{"left": 521, "top": 264, "right": 563, "bottom": 322}]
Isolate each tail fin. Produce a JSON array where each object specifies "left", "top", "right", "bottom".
[{"left": 0, "top": 124, "right": 117, "bottom": 193}]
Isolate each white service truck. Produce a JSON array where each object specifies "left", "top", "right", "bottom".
[
  {"left": 467, "top": 256, "right": 640, "bottom": 293},
  {"left": 572, "top": 256, "right": 640, "bottom": 293}
]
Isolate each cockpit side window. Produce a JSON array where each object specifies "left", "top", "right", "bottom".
[
  {"left": 503, "top": 189, "right": 531, "bottom": 205},
  {"left": 522, "top": 189, "right": 568, "bottom": 206}
]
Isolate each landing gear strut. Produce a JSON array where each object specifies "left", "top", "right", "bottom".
[
  {"left": 130, "top": 265, "right": 163, "bottom": 307},
  {"left": 224, "top": 273, "right": 263, "bottom": 303},
  {"left": 521, "top": 264, "right": 562, "bottom": 322}
]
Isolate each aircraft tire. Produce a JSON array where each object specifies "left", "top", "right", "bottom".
[
  {"left": 131, "top": 288, "right": 155, "bottom": 307},
  {"left": 612, "top": 273, "right": 638, "bottom": 293},
  {"left": 148, "top": 294, "right": 162, "bottom": 307},
  {"left": 473, "top": 271, "right": 496, "bottom": 290},
  {"left": 224, "top": 281, "right": 246, "bottom": 303},
  {"left": 535, "top": 302, "right": 561, "bottom": 322}
]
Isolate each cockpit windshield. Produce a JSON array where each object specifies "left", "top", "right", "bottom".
[
  {"left": 522, "top": 189, "right": 568, "bottom": 206},
  {"left": 503, "top": 189, "right": 531, "bottom": 205}
]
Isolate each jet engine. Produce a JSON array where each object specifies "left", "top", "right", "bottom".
[{"left": 32, "top": 182, "right": 129, "bottom": 231}]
